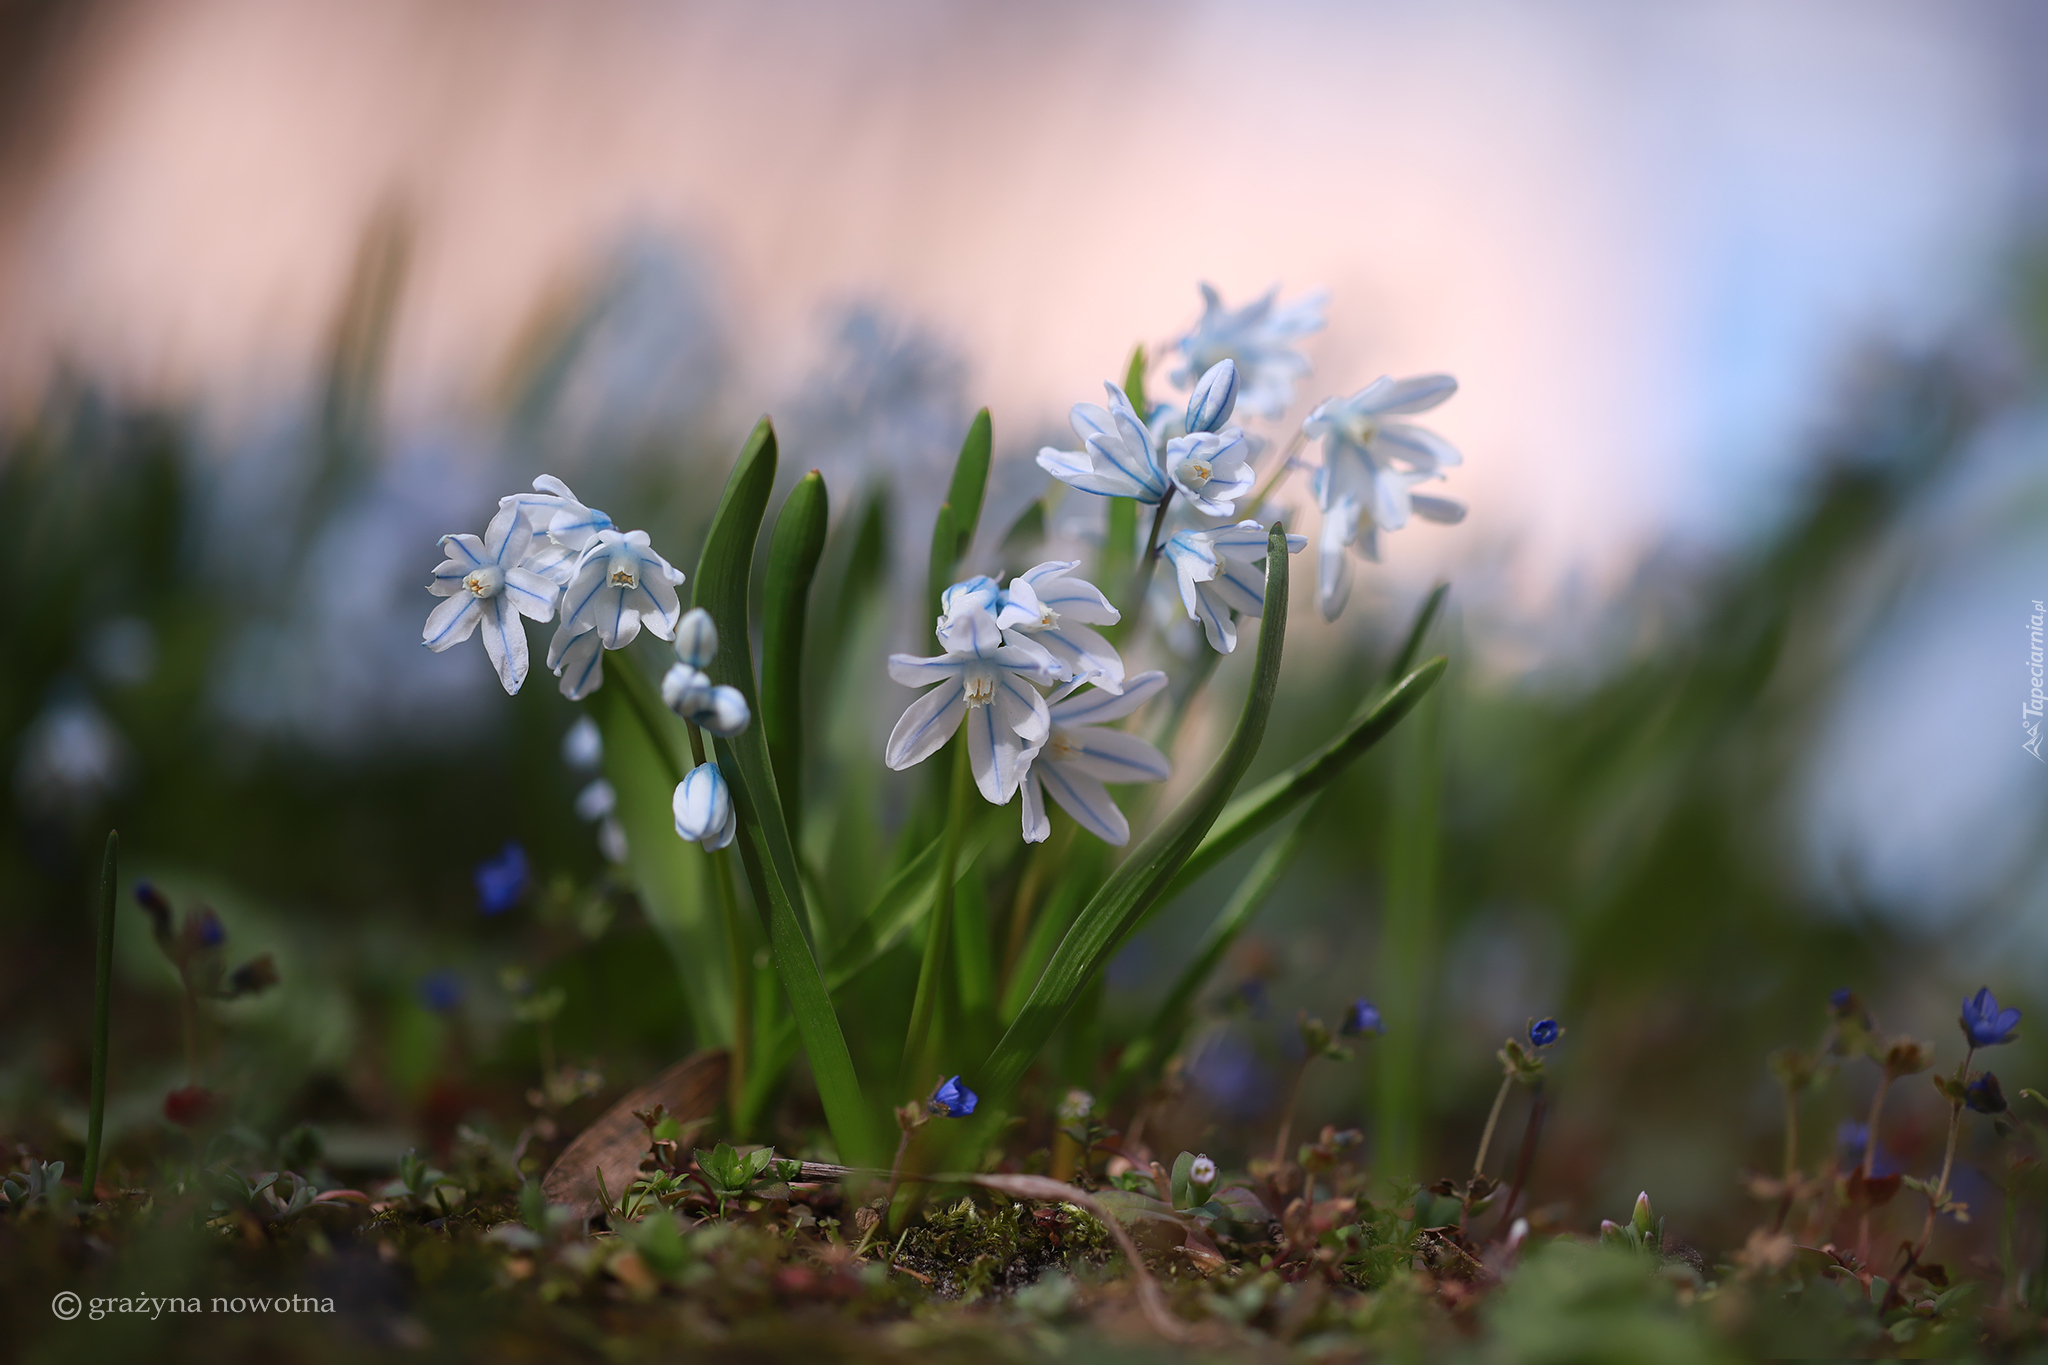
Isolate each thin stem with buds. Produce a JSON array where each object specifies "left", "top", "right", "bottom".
[
  {"left": 1910, "top": 1046, "right": 1975, "bottom": 1262},
  {"left": 1463, "top": 1073, "right": 1515, "bottom": 1227},
  {"left": 689, "top": 720, "right": 753, "bottom": 1129}
]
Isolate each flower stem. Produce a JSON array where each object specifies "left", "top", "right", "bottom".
[
  {"left": 1912, "top": 1047, "right": 1974, "bottom": 1260},
  {"left": 1248, "top": 427, "right": 1307, "bottom": 511},
  {"left": 689, "top": 720, "right": 753, "bottom": 1133},
  {"left": 900, "top": 733, "right": 972, "bottom": 1089},
  {"left": 1472, "top": 1073, "right": 1514, "bottom": 1181},
  {"left": 1272, "top": 1060, "right": 1311, "bottom": 1168},
  {"left": 1123, "top": 490, "right": 1176, "bottom": 640},
  {"left": 1857, "top": 1072, "right": 1892, "bottom": 1262},
  {"left": 82, "top": 830, "right": 118, "bottom": 1204}
]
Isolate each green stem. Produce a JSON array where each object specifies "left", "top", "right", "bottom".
[
  {"left": 900, "top": 735, "right": 972, "bottom": 1089},
  {"left": 1122, "top": 490, "right": 1175, "bottom": 640},
  {"left": 1913, "top": 1048, "right": 1974, "bottom": 1259},
  {"left": 82, "top": 830, "right": 117, "bottom": 1203},
  {"left": 689, "top": 719, "right": 754, "bottom": 1133},
  {"left": 1472, "top": 1074, "right": 1514, "bottom": 1182}
]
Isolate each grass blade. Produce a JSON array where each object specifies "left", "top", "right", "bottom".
[
  {"left": 697, "top": 418, "right": 882, "bottom": 1165},
  {"left": 975, "top": 525, "right": 1295, "bottom": 1100},
  {"left": 1161, "top": 656, "right": 1446, "bottom": 904},
  {"left": 945, "top": 408, "right": 992, "bottom": 561},
  {"left": 763, "top": 470, "right": 829, "bottom": 832},
  {"left": 824, "top": 816, "right": 997, "bottom": 993}
]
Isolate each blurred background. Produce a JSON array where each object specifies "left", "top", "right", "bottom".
[{"left": 5, "top": 0, "right": 2048, "bottom": 1255}]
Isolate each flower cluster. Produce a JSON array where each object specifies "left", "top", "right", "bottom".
[
  {"left": 887, "top": 563, "right": 1172, "bottom": 844},
  {"left": 423, "top": 476, "right": 684, "bottom": 698}
]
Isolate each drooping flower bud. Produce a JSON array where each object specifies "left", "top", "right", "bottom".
[
  {"left": 672, "top": 762, "right": 735, "bottom": 851},
  {"left": 674, "top": 608, "right": 719, "bottom": 670}
]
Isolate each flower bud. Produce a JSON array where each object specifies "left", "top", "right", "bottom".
[
  {"left": 1186, "top": 358, "right": 1239, "bottom": 434},
  {"left": 673, "top": 763, "right": 734, "bottom": 850},
  {"left": 701, "top": 685, "right": 751, "bottom": 738},
  {"left": 1341, "top": 997, "right": 1385, "bottom": 1036},
  {"left": 1630, "top": 1190, "right": 1654, "bottom": 1236},
  {"left": 1188, "top": 1153, "right": 1218, "bottom": 1189},
  {"left": 674, "top": 608, "right": 719, "bottom": 669},
  {"left": 1965, "top": 1071, "right": 2008, "bottom": 1114},
  {"left": 1528, "top": 1018, "right": 1561, "bottom": 1048},
  {"left": 660, "top": 663, "right": 713, "bottom": 717}
]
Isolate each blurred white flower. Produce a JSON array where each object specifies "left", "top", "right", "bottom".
[
  {"left": 886, "top": 607, "right": 1059, "bottom": 803},
  {"left": 1019, "top": 671, "right": 1171, "bottom": 845},
  {"left": 673, "top": 761, "right": 736, "bottom": 850},
  {"left": 562, "top": 715, "right": 604, "bottom": 772},
  {"left": 573, "top": 777, "right": 616, "bottom": 822},
  {"left": 1172, "top": 283, "right": 1329, "bottom": 419},
  {"left": 547, "top": 528, "right": 685, "bottom": 660},
  {"left": 1036, "top": 383, "right": 1171, "bottom": 505},
  {"left": 994, "top": 561, "right": 1126, "bottom": 693},
  {"left": 423, "top": 504, "right": 561, "bottom": 694},
  {"left": 14, "top": 690, "right": 128, "bottom": 816},
  {"left": 1161, "top": 521, "right": 1307, "bottom": 654},
  {"left": 1304, "top": 374, "right": 1464, "bottom": 620},
  {"left": 1189, "top": 1154, "right": 1218, "bottom": 1186}
]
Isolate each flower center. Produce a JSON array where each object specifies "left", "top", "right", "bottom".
[
  {"left": 1045, "top": 727, "right": 1075, "bottom": 761},
  {"left": 608, "top": 562, "right": 639, "bottom": 591},
  {"left": 463, "top": 566, "right": 504, "bottom": 598},
  {"left": 1341, "top": 413, "right": 1380, "bottom": 448},
  {"left": 1177, "top": 457, "right": 1214, "bottom": 489},
  {"left": 963, "top": 671, "right": 996, "bottom": 706}
]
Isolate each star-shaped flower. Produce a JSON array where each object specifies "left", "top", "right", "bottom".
[
  {"left": 1160, "top": 520, "right": 1307, "bottom": 654},
  {"left": 885, "top": 607, "right": 1059, "bottom": 804},
  {"left": 1172, "top": 283, "right": 1329, "bottom": 419},
  {"left": 1305, "top": 374, "right": 1465, "bottom": 620},
  {"left": 1019, "top": 671, "right": 1171, "bottom": 845},
  {"left": 423, "top": 504, "right": 561, "bottom": 694},
  {"left": 1036, "top": 383, "right": 1172, "bottom": 505},
  {"left": 993, "top": 561, "right": 1126, "bottom": 693},
  {"left": 1961, "top": 988, "right": 2021, "bottom": 1048},
  {"left": 500, "top": 475, "right": 614, "bottom": 583}
]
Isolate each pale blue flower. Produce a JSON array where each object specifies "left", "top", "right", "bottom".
[
  {"left": 660, "top": 664, "right": 751, "bottom": 736},
  {"left": 1036, "top": 383, "right": 1172, "bottom": 505},
  {"left": 562, "top": 715, "right": 604, "bottom": 772},
  {"left": 545, "top": 528, "right": 686, "bottom": 671},
  {"left": 994, "top": 561, "right": 1126, "bottom": 693},
  {"left": 1161, "top": 521, "right": 1307, "bottom": 654},
  {"left": 1019, "top": 671, "right": 1171, "bottom": 845},
  {"left": 672, "top": 761, "right": 736, "bottom": 851},
  {"left": 1185, "top": 359, "right": 1239, "bottom": 435},
  {"left": 1305, "top": 374, "right": 1465, "bottom": 620},
  {"left": 500, "top": 474, "right": 613, "bottom": 583},
  {"left": 1162, "top": 428, "right": 1256, "bottom": 518},
  {"left": 1172, "top": 283, "right": 1329, "bottom": 419},
  {"left": 886, "top": 607, "right": 1059, "bottom": 804},
  {"left": 424, "top": 503, "right": 561, "bottom": 694}
]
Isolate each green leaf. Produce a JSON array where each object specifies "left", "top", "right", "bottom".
[
  {"left": 1122, "top": 343, "right": 1148, "bottom": 415},
  {"left": 1162, "top": 656, "right": 1447, "bottom": 904},
  {"left": 1170, "top": 1151, "right": 1196, "bottom": 1210},
  {"left": 926, "top": 501, "right": 959, "bottom": 622},
  {"left": 694, "top": 418, "right": 882, "bottom": 1166},
  {"left": 975, "top": 526, "right": 1295, "bottom": 1100},
  {"left": 823, "top": 815, "right": 998, "bottom": 992},
  {"left": 1387, "top": 582, "right": 1449, "bottom": 686},
  {"left": 763, "top": 470, "right": 828, "bottom": 832},
  {"left": 946, "top": 408, "right": 992, "bottom": 560}
]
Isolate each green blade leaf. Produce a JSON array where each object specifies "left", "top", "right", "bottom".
[
  {"left": 946, "top": 408, "right": 992, "bottom": 561},
  {"left": 975, "top": 525, "right": 1295, "bottom": 1100},
  {"left": 1122, "top": 343, "right": 1148, "bottom": 415},
  {"left": 1387, "top": 582, "right": 1450, "bottom": 686},
  {"left": 925, "top": 501, "right": 958, "bottom": 623},
  {"left": 696, "top": 418, "right": 882, "bottom": 1165},
  {"left": 824, "top": 816, "right": 997, "bottom": 993},
  {"left": 763, "top": 470, "right": 829, "bottom": 831},
  {"left": 1161, "top": 656, "right": 1446, "bottom": 905}
]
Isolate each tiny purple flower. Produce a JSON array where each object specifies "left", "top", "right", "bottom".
[
  {"left": 1341, "top": 997, "right": 1385, "bottom": 1036},
  {"left": 1961, "top": 988, "right": 2021, "bottom": 1048},
  {"left": 475, "top": 842, "right": 530, "bottom": 916},
  {"left": 929, "top": 1076, "right": 978, "bottom": 1118},
  {"left": 1528, "top": 1018, "right": 1561, "bottom": 1049}
]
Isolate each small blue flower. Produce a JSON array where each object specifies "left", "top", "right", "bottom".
[
  {"left": 1829, "top": 988, "right": 1854, "bottom": 1011},
  {"left": 475, "top": 842, "right": 530, "bottom": 916},
  {"left": 417, "top": 970, "right": 465, "bottom": 1014},
  {"left": 1964, "top": 1071, "right": 2007, "bottom": 1114},
  {"left": 929, "top": 1076, "right": 978, "bottom": 1118},
  {"left": 1528, "top": 1018, "right": 1561, "bottom": 1049},
  {"left": 1961, "top": 987, "right": 2021, "bottom": 1048},
  {"left": 1341, "top": 997, "right": 1384, "bottom": 1036},
  {"left": 195, "top": 910, "right": 226, "bottom": 948}
]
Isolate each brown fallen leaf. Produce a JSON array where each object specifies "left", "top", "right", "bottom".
[{"left": 540, "top": 1048, "right": 728, "bottom": 1227}]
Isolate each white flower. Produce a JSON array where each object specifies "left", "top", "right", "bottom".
[
  {"left": 597, "top": 817, "right": 629, "bottom": 864},
  {"left": 546, "top": 528, "right": 686, "bottom": 670},
  {"left": 1057, "top": 1089, "right": 1094, "bottom": 1122},
  {"left": 1161, "top": 520, "right": 1307, "bottom": 655},
  {"left": 1188, "top": 1154, "right": 1218, "bottom": 1187},
  {"left": 1184, "top": 358, "right": 1239, "bottom": 435},
  {"left": 672, "top": 761, "right": 736, "bottom": 850},
  {"left": 660, "top": 664, "right": 750, "bottom": 736},
  {"left": 1019, "top": 670, "right": 1171, "bottom": 845},
  {"left": 1161, "top": 428, "right": 1256, "bottom": 518},
  {"left": 552, "top": 628, "right": 605, "bottom": 700},
  {"left": 424, "top": 503, "right": 561, "bottom": 694},
  {"left": 993, "top": 561, "right": 1126, "bottom": 693},
  {"left": 1035, "top": 383, "right": 1172, "bottom": 505},
  {"left": 1172, "top": 283, "right": 1329, "bottom": 419},
  {"left": 886, "top": 607, "right": 1060, "bottom": 804},
  {"left": 1304, "top": 374, "right": 1464, "bottom": 620},
  {"left": 500, "top": 475, "right": 613, "bottom": 584}
]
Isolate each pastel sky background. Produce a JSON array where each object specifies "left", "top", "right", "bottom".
[{"left": 2, "top": 0, "right": 2044, "bottom": 932}]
